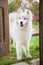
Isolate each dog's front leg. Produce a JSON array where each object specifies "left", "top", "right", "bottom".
[
  {"left": 25, "top": 41, "right": 32, "bottom": 58},
  {"left": 16, "top": 41, "right": 22, "bottom": 60}
]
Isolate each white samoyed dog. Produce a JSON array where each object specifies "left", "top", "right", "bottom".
[{"left": 9, "top": 8, "right": 33, "bottom": 60}]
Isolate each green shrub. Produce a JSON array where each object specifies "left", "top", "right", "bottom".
[
  {"left": 8, "top": 1, "right": 16, "bottom": 12},
  {"left": 29, "top": 3, "right": 39, "bottom": 12},
  {"left": 8, "top": 1, "right": 21, "bottom": 12}
]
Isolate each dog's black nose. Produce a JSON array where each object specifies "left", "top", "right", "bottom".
[
  {"left": 20, "top": 22, "right": 23, "bottom": 24},
  {"left": 20, "top": 22, "right": 23, "bottom": 27}
]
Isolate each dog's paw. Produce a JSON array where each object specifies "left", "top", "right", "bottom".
[
  {"left": 10, "top": 48, "right": 11, "bottom": 52},
  {"left": 28, "top": 54, "right": 32, "bottom": 58},
  {"left": 17, "top": 55, "right": 22, "bottom": 60},
  {"left": 26, "top": 54, "right": 32, "bottom": 58}
]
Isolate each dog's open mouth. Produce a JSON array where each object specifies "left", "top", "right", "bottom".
[
  {"left": 20, "top": 22, "right": 24, "bottom": 27},
  {"left": 20, "top": 24, "right": 24, "bottom": 27}
]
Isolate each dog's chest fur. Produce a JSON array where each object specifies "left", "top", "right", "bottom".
[{"left": 14, "top": 25, "right": 28, "bottom": 43}]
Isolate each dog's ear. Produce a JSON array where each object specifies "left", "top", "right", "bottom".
[
  {"left": 27, "top": 10, "right": 29, "bottom": 15},
  {"left": 17, "top": 7, "right": 25, "bottom": 13}
]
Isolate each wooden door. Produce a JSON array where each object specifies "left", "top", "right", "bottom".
[
  {"left": 40, "top": 0, "right": 43, "bottom": 65},
  {"left": 0, "top": 0, "right": 9, "bottom": 56}
]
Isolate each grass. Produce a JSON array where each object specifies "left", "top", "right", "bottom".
[{"left": 0, "top": 36, "right": 39, "bottom": 65}]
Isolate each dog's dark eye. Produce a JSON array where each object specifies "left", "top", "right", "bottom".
[
  {"left": 24, "top": 18, "right": 26, "bottom": 20},
  {"left": 19, "top": 17, "right": 21, "bottom": 19}
]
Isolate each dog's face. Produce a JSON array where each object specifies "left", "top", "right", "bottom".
[{"left": 16, "top": 9, "right": 32, "bottom": 29}]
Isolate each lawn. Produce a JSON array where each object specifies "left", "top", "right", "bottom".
[{"left": 0, "top": 36, "right": 39, "bottom": 65}]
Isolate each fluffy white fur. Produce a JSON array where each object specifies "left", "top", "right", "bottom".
[{"left": 9, "top": 9, "right": 33, "bottom": 60}]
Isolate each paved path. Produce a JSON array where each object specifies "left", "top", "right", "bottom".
[
  {"left": 11, "top": 62, "right": 29, "bottom": 65},
  {"left": 11, "top": 58, "right": 39, "bottom": 65}
]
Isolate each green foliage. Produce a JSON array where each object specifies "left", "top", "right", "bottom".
[
  {"left": 8, "top": 1, "right": 21, "bottom": 12},
  {"left": 29, "top": 3, "right": 39, "bottom": 12},
  {"left": 8, "top": 1, "right": 16, "bottom": 12}
]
